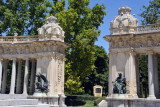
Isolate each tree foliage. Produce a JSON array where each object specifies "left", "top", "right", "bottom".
[
  {"left": 140, "top": 0, "right": 160, "bottom": 24},
  {"left": 139, "top": 55, "right": 148, "bottom": 98},
  {"left": 82, "top": 46, "right": 109, "bottom": 95},
  {"left": 53, "top": 0, "right": 106, "bottom": 94},
  {"left": 0, "top": 0, "right": 52, "bottom": 35}
]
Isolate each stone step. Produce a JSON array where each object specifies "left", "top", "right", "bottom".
[
  {"left": 1, "top": 105, "right": 37, "bottom": 107},
  {"left": 0, "top": 94, "right": 27, "bottom": 100},
  {"left": 0, "top": 104, "right": 50, "bottom": 107},
  {"left": 0, "top": 99, "right": 38, "bottom": 106}
]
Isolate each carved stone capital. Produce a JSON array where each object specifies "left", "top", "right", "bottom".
[
  {"left": 63, "top": 58, "right": 66, "bottom": 61},
  {"left": 108, "top": 52, "right": 118, "bottom": 56},
  {"left": 36, "top": 56, "right": 43, "bottom": 59},
  {"left": 146, "top": 50, "right": 154, "bottom": 55}
]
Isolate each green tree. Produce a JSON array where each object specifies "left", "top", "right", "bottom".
[
  {"left": 0, "top": 0, "right": 52, "bottom": 36},
  {"left": 139, "top": 55, "right": 148, "bottom": 98},
  {"left": 53, "top": 0, "right": 106, "bottom": 94},
  {"left": 82, "top": 46, "right": 109, "bottom": 95},
  {"left": 140, "top": 0, "right": 160, "bottom": 24}
]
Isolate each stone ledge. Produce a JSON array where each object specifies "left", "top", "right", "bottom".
[
  {"left": 105, "top": 97, "right": 160, "bottom": 107},
  {"left": 106, "top": 97, "right": 160, "bottom": 102},
  {"left": 0, "top": 94, "right": 27, "bottom": 100},
  {"left": 0, "top": 99, "right": 38, "bottom": 106}
]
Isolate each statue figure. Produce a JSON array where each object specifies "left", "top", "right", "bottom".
[
  {"left": 112, "top": 73, "right": 126, "bottom": 94},
  {"left": 35, "top": 73, "right": 49, "bottom": 93}
]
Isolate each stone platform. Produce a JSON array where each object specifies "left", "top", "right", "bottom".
[
  {"left": 0, "top": 94, "right": 49, "bottom": 107},
  {"left": 28, "top": 95, "right": 59, "bottom": 107},
  {"left": 98, "top": 97, "right": 160, "bottom": 107}
]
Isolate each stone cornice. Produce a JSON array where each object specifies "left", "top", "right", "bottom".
[
  {"left": 0, "top": 40, "right": 69, "bottom": 56},
  {"left": 104, "top": 33, "right": 160, "bottom": 50}
]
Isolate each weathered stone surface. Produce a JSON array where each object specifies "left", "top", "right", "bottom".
[
  {"left": 104, "top": 98, "right": 160, "bottom": 107},
  {"left": 28, "top": 95, "right": 59, "bottom": 107},
  {"left": 110, "top": 6, "right": 138, "bottom": 35},
  {"left": 98, "top": 100, "right": 108, "bottom": 107},
  {"left": 38, "top": 16, "right": 65, "bottom": 42},
  {"left": 0, "top": 99, "right": 38, "bottom": 106},
  {"left": 0, "top": 94, "right": 27, "bottom": 100}
]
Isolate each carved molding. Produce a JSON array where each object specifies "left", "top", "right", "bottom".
[{"left": 106, "top": 34, "right": 160, "bottom": 50}]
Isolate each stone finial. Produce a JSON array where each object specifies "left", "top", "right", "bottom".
[
  {"left": 118, "top": 6, "right": 131, "bottom": 15},
  {"left": 46, "top": 16, "right": 58, "bottom": 24},
  {"left": 110, "top": 6, "right": 138, "bottom": 35},
  {"left": 14, "top": 33, "right": 18, "bottom": 37},
  {"left": 38, "top": 16, "right": 65, "bottom": 42}
]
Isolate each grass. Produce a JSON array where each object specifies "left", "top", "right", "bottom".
[{"left": 79, "top": 100, "right": 97, "bottom": 107}]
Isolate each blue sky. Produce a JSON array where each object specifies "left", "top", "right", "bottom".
[{"left": 89, "top": 0, "right": 150, "bottom": 53}]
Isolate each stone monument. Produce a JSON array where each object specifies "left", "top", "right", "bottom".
[
  {"left": 0, "top": 16, "right": 69, "bottom": 107},
  {"left": 98, "top": 6, "right": 160, "bottom": 107}
]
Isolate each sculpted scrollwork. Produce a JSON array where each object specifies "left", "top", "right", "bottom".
[
  {"left": 110, "top": 6, "right": 138, "bottom": 35},
  {"left": 38, "top": 16, "right": 65, "bottom": 42},
  {"left": 57, "top": 58, "right": 63, "bottom": 84}
]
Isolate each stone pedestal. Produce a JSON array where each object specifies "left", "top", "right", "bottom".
[
  {"left": 111, "top": 94, "right": 128, "bottom": 98},
  {"left": 28, "top": 95, "right": 59, "bottom": 107},
  {"left": 59, "top": 94, "right": 67, "bottom": 107},
  {"left": 100, "top": 97, "right": 160, "bottom": 107}
]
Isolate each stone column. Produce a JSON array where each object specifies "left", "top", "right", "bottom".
[
  {"left": 59, "top": 57, "right": 67, "bottom": 107},
  {"left": 147, "top": 54, "right": 156, "bottom": 99},
  {"left": 47, "top": 55, "right": 58, "bottom": 96},
  {"left": 16, "top": 60, "right": 22, "bottom": 94},
  {"left": 108, "top": 53, "right": 113, "bottom": 97},
  {"left": 153, "top": 54, "right": 159, "bottom": 98},
  {"left": 0, "top": 59, "right": 3, "bottom": 92},
  {"left": 10, "top": 59, "right": 16, "bottom": 94},
  {"left": 29, "top": 59, "right": 36, "bottom": 95},
  {"left": 23, "top": 58, "right": 29, "bottom": 95},
  {"left": 2, "top": 60, "right": 8, "bottom": 94},
  {"left": 129, "top": 49, "right": 138, "bottom": 98}
]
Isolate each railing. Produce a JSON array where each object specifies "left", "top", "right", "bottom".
[
  {"left": 136, "top": 24, "right": 160, "bottom": 33},
  {"left": 0, "top": 35, "right": 39, "bottom": 43}
]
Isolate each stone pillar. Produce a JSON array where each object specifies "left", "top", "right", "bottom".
[
  {"left": 59, "top": 57, "right": 67, "bottom": 107},
  {"left": 107, "top": 53, "right": 118, "bottom": 97},
  {"left": 153, "top": 54, "right": 159, "bottom": 98},
  {"left": 47, "top": 55, "right": 58, "bottom": 96},
  {"left": 10, "top": 59, "right": 16, "bottom": 94},
  {"left": 23, "top": 58, "right": 29, "bottom": 95},
  {"left": 147, "top": 54, "right": 156, "bottom": 99},
  {"left": 108, "top": 54, "right": 113, "bottom": 97},
  {"left": 0, "top": 59, "right": 3, "bottom": 92},
  {"left": 129, "top": 50, "right": 138, "bottom": 98},
  {"left": 2, "top": 60, "right": 8, "bottom": 94},
  {"left": 29, "top": 59, "right": 36, "bottom": 95},
  {"left": 16, "top": 60, "right": 22, "bottom": 94}
]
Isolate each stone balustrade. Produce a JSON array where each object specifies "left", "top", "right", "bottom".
[
  {"left": 136, "top": 24, "right": 160, "bottom": 33},
  {"left": 0, "top": 35, "right": 39, "bottom": 43}
]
